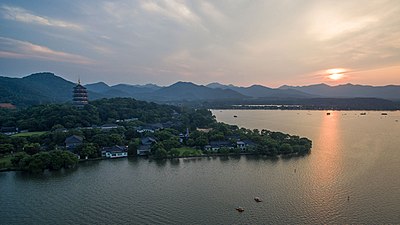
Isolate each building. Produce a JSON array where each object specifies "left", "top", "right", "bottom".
[
  {"left": 204, "top": 141, "right": 235, "bottom": 152},
  {"left": 137, "top": 137, "right": 157, "bottom": 156},
  {"left": 73, "top": 79, "right": 88, "bottom": 107},
  {"left": 137, "top": 145, "right": 151, "bottom": 156},
  {"left": 179, "top": 128, "right": 190, "bottom": 143},
  {"left": 101, "top": 145, "right": 128, "bottom": 158},
  {"left": 65, "top": 135, "right": 83, "bottom": 150},
  {"left": 136, "top": 123, "right": 164, "bottom": 133},
  {"left": 236, "top": 140, "right": 256, "bottom": 151},
  {"left": 0, "top": 127, "right": 18, "bottom": 135},
  {"left": 101, "top": 124, "right": 119, "bottom": 130}
]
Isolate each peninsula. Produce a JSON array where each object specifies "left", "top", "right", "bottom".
[{"left": 0, "top": 96, "right": 311, "bottom": 173}]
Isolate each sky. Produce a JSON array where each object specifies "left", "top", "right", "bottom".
[{"left": 0, "top": 0, "right": 399, "bottom": 87}]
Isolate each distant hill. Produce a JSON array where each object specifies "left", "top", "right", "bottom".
[
  {"left": 0, "top": 72, "right": 399, "bottom": 109},
  {"left": 280, "top": 83, "right": 400, "bottom": 100},
  {"left": 150, "top": 81, "right": 246, "bottom": 101},
  {"left": 85, "top": 82, "right": 161, "bottom": 99},
  {"left": 0, "top": 72, "right": 103, "bottom": 106},
  {"left": 206, "top": 83, "right": 315, "bottom": 98},
  {"left": 85, "top": 82, "right": 111, "bottom": 93}
]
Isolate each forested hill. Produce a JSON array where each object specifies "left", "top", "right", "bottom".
[
  {"left": 0, "top": 72, "right": 104, "bottom": 107},
  {"left": 0, "top": 98, "right": 184, "bottom": 131},
  {"left": 1, "top": 72, "right": 399, "bottom": 109}
]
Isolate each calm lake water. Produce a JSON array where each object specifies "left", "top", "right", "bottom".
[{"left": 1, "top": 110, "right": 400, "bottom": 224}]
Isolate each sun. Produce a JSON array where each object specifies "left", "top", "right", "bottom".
[
  {"left": 326, "top": 68, "right": 345, "bottom": 81},
  {"left": 328, "top": 73, "right": 343, "bottom": 80}
]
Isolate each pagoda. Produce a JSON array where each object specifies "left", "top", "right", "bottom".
[{"left": 73, "top": 79, "right": 88, "bottom": 107}]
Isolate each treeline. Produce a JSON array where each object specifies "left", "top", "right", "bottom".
[
  {"left": 0, "top": 100, "right": 217, "bottom": 164},
  {"left": 10, "top": 151, "right": 79, "bottom": 173},
  {"left": 0, "top": 98, "right": 179, "bottom": 131},
  {"left": 0, "top": 98, "right": 312, "bottom": 173}
]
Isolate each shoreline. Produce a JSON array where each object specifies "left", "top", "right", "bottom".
[
  {"left": 210, "top": 107, "right": 400, "bottom": 112},
  {"left": 0, "top": 152, "right": 308, "bottom": 173}
]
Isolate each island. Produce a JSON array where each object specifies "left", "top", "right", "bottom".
[{"left": 0, "top": 98, "right": 312, "bottom": 173}]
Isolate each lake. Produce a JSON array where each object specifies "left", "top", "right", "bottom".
[{"left": 1, "top": 110, "right": 400, "bottom": 224}]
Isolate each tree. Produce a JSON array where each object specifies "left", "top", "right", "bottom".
[
  {"left": 219, "top": 147, "right": 229, "bottom": 155},
  {"left": 169, "top": 148, "right": 181, "bottom": 157},
  {"left": 162, "top": 138, "right": 181, "bottom": 151},
  {"left": 61, "top": 151, "right": 79, "bottom": 168},
  {"left": 154, "top": 148, "right": 168, "bottom": 159},
  {"left": 109, "top": 133, "right": 123, "bottom": 146},
  {"left": 92, "top": 134, "right": 110, "bottom": 147},
  {"left": 11, "top": 152, "right": 29, "bottom": 167},
  {"left": 279, "top": 143, "right": 293, "bottom": 155},
  {"left": 24, "top": 143, "right": 41, "bottom": 155},
  {"left": 194, "top": 136, "right": 208, "bottom": 148},
  {"left": 27, "top": 155, "right": 46, "bottom": 173},
  {"left": 0, "top": 143, "right": 14, "bottom": 154},
  {"left": 49, "top": 150, "right": 64, "bottom": 170},
  {"left": 76, "top": 143, "right": 98, "bottom": 159},
  {"left": 128, "top": 139, "right": 140, "bottom": 156}
]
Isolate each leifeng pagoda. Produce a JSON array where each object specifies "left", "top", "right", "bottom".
[{"left": 73, "top": 79, "right": 88, "bottom": 107}]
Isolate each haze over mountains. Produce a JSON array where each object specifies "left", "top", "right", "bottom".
[{"left": 1, "top": 72, "right": 400, "bottom": 108}]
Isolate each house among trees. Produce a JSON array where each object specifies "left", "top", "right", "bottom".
[
  {"left": 65, "top": 135, "right": 83, "bottom": 150},
  {"left": 1, "top": 127, "right": 18, "bottom": 135},
  {"left": 179, "top": 128, "right": 190, "bottom": 143},
  {"left": 101, "top": 145, "right": 128, "bottom": 158},
  {"left": 136, "top": 123, "right": 164, "bottom": 133},
  {"left": 236, "top": 140, "right": 256, "bottom": 151},
  {"left": 115, "top": 118, "right": 138, "bottom": 123},
  {"left": 101, "top": 124, "right": 119, "bottom": 130},
  {"left": 137, "top": 137, "right": 156, "bottom": 155},
  {"left": 204, "top": 141, "right": 236, "bottom": 152}
]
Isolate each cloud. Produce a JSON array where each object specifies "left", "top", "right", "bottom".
[
  {"left": 0, "top": 37, "right": 94, "bottom": 64},
  {"left": 198, "top": 2, "right": 227, "bottom": 26},
  {"left": 141, "top": 0, "right": 202, "bottom": 27},
  {"left": 1, "top": 5, "right": 83, "bottom": 30}
]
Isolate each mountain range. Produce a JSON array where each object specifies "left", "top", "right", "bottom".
[{"left": 1, "top": 72, "right": 399, "bottom": 108}]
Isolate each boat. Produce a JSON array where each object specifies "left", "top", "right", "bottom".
[
  {"left": 381, "top": 113, "right": 388, "bottom": 116},
  {"left": 233, "top": 115, "right": 237, "bottom": 118},
  {"left": 254, "top": 197, "right": 262, "bottom": 202},
  {"left": 236, "top": 207, "right": 244, "bottom": 212},
  {"left": 360, "top": 113, "right": 367, "bottom": 115},
  {"left": 326, "top": 113, "right": 331, "bottom": 115}
]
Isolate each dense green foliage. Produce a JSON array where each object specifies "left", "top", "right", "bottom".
[
  {"left": 10, "top": 150, "right": 78, "bottom": 172},
  {"left": 0, "top": 98, "right": 179, "bottom": 131},
  {"left": 0, "top": 97, "right": 312, "bottom": 171}
]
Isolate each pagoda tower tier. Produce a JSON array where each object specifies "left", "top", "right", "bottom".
[{"left": 73, "top": 80, "right": 88, "bottom": 107}]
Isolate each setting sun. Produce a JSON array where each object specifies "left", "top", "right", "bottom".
[
  {"left": 328, "top": 73, "right": 344, "bottom": 80},
  {"left": 327, "top": 68, "right": 345, "bottom": 80}
]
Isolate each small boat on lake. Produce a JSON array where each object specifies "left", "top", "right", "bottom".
[
  {"left": 381, "top": 113, "right": 388, "bottom": 116},
  {"left": 236, "top": 207, "right": 244, "bottom": 212},
  {"left": 360, "top": 113, "right": 367, "bottom": 115},
  {"left": 326, "top": 113, "right": 331, "bottom": 115},
  {"left": 254, "top": 197, "right": 262, "bottom": 202},
  {"left": 233, "top": 115, "right": 238, "bottom": 118}
]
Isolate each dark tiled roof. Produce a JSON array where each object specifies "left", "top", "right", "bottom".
[
  {"left": 141, "top": 137, "right": 156, "bottom": 145},
  {"left": 65, "top": 135, "right": 83, "bottom": 144},
  {"left": 209, "top": 141, "right": 235, "bottom": 148},
  {"left": 102, "top": 145, "right": 127, "bottom": 153}
]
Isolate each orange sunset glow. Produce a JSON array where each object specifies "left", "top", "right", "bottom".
[{"left": 327, "top": 69, "right": 346, "bottom": 81}]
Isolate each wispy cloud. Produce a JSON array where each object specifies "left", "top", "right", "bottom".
[
  {"left": 1, "top": 5, "right": 83, "bottom": 30},
  {"left": 141, "top": 0, "right": 202, "bottom": 27},
  {"left": 0, "top": 37, "right": 93, "bottom": 64}
]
